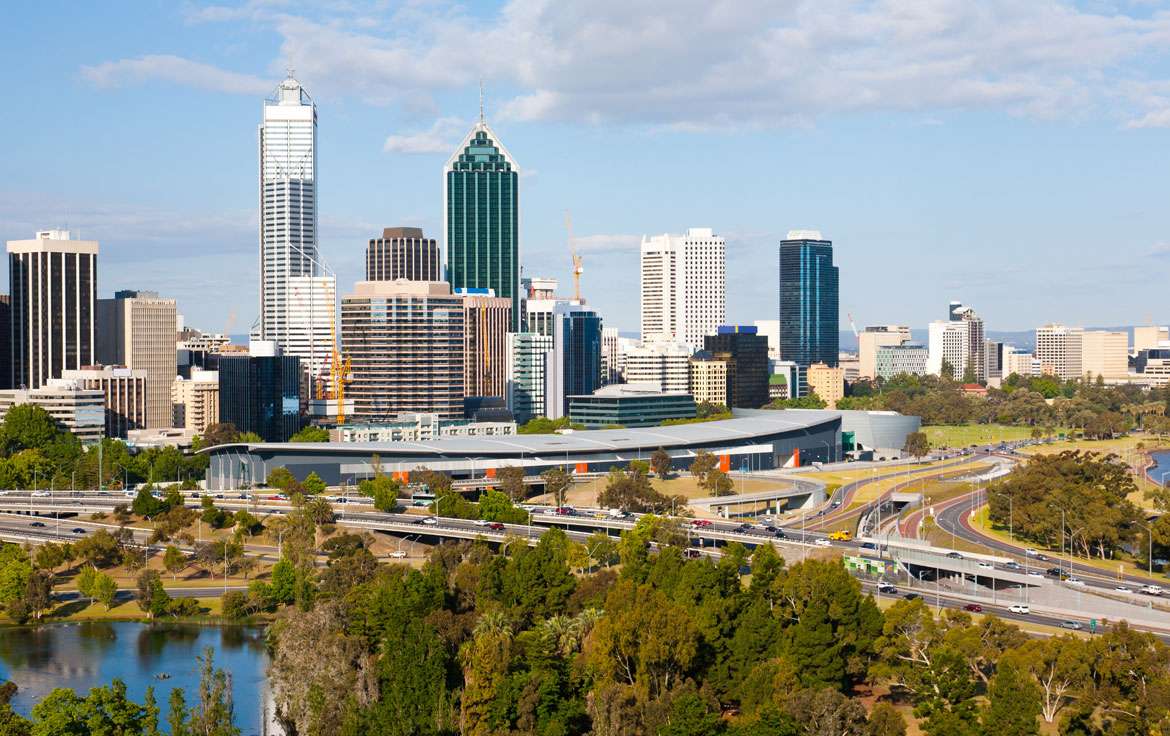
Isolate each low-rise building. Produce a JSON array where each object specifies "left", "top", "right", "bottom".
[
  {"left": 689, "top": 350, "right": 728, "bottom": 406},
  {"left": 568, "top": 383, "right": 696, "bottom": 428},
  {"left": 624, "top": 341, "right": 693, "bottom": 393},
  {"left": 768, "top": 374, "right": 788, "bottom": 401},
  {"left": 61, "top": 366, "right": 147, "bottom": 439},
  {"left": 874, "top": 342, "right": 929, "bottom": 379},
  {"left": 0, "top": 379, "right": 104, "bottom": 444},
  {"left": 172, "top": 370, "right": 220, "bottom": 434},
  {"left": 330, "top": 413, "right": 516, "bottom": 443},
  {"left": 806, "top": 363, "right": 845, "bottom": 409}
]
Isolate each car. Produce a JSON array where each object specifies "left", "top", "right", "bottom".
[
  {"left": 683, "top": 549, "right": 701, "bottom": 559},
  {"left": 1066, "top": 578, "right": 1086, "bottom": 587},
  {"left": 69, "top": 500, "right": 81, "bottom": 505},
  {"left": 237, "top": 493, "right": 249, "bottom": 499},
  {"left": 1025, "top": 548, "right": 1039, "bottom": 556},
  {"left": 1061, "top": 621, "right": 1083, "bottom": 630},
  {"left": 387, "top": 550, "right": 407, "bottom": 559},
  {"left": 1046, "top": 568, "right": 1063, "bottom": 577},
  {"left": 71, "top": 528, "right": 86, "bottom": 534},
  {"left": 774, "top": 530, "right": 788, "bottom": 539},
  {"left": 691, "top": 519, "right": 713, "bottom": 527},
  {"left": 1027, "top": 571, "right": 1044, "bottom": 579},
  {"left": 421, "top": 517, "right": 438, "bottom": 526},
  {"left": 978, "top": 562, "right": 994, "bottom": 570},
  {"left": 29, "top": 521, "right": 45, "bottom": 527},
  {"left": 860, "top": 542, "right": 876, "bottom": 550},
  {"left": 764, "top": 525, "right": 778, "bottom": 533},
  {"left": 946, "top": 551, "right": 963, "bottom": 559},
  {"left": 31, "top": 490, "right": 50, "bottom": 497},
  {"left": 473, "top": 519, "right": 490, "bottom": 526},
  {"left": 488, "top": 523, "right": 505, "bottom": 531},
  {"left": 593, "top": 513, "right": 607, "bottom": 519},
  {"left": 830, "top": 500, "right": 841, "bottom": 508},
  {"left": 267, "top": 496, "right": 283, "bottom": 501},
  {"left": 814, "top": 538, "right": 831, "bottom": 546},
  {"left": 1036, "top": 554, "right": 1048, "bottom": 561},
  {"left": 963, "top": 604, "right": 983, "bottom": 612},
  {"left": 1141, "top": 585, "right": 1164, "bottom": 596},
  {"left": 738, "top": 523, "right": 753, "bottom": 531},
  {"left": 554, "top": 507, "right": 575, "bottom": 516},
  {"left": 1008, "top": 604, "right": 1031, "bottom": 614},
  {"left": 1115, "top": 586, "right": 1134, "bottom": 594},
  {"left": 1003, "top": 561, "right": 1021, "bottom": 570},
  {"left": 876, "top": 582, "right": 897, "bottom": 593},
  {"left": 903, "top": 593, "right": 922, "bottom": 600}
]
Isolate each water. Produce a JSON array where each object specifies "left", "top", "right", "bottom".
[
  {"left": 0, "top": 622, "right": 272, "bottom": 735},
  {"left": 1149, "top": 451, "right": 1170, "bottom": 486}
]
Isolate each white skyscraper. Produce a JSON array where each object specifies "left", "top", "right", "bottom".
[
  {"left": 640, "top": 228, "right": 725, "bottom": 350},
  {"left": 260, "top": 67, "right": 327, "bottom": 352},
  {"left": 286, "top": 276, "right": 336, "bottom": 379}
]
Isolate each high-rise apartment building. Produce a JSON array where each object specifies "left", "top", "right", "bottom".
[
  {"left": 218, "top": 342, "right": 303, "bottom": 443},
  {"left": 806, "top": 363, "right": 845, "bottom": 409},
  {"left": 704, "top": 326, "right": 769, "bottom": 409},
  {"left": 445, "top": 119, "right": 520, "bottom": 330},
  {"left": 172, "top": 370, "right": 220, "bottom": 434},
  {"left": 342, "top": 280, "right": 465, "bottom": 420},
  {"left": 459, "top": 289, "right": 511, "bottom": 399},
  {"left": 62, "top": 367, "right": 147, "bottom": 439},
  {"left": 506, "top": 332, "right": 553, "bottom": 423},
  {"left": 1081, "top": 330, "right": 1128, "bottom": 379},
  {"left": 96, "top": 290, "right": 177, "bottom": 428},
  {"left": 260, "top": 68, "right": 325, "bottom": 351},
  {"left": 640, "top": 228, "right": 725, "bottom": 349},
  {"left": 875, "top": 342, "right": 928, "bottom": 379},
  {"left": 624, "top": 342, "right": 693, "bottom": 393},
  {"left": 859, "top": 325, "right": 910, "bottom": 380},
  {"left": 285, "top": 276, "right": 335, "bottom": 379},
  {"left": 8, "top": 230, "right": 98, "bottom": 389},
  {"left": 367, "top": 227, "right": 441, "bottom": 282},
  {"left": 927, "top": 305, "right": 985, "bottom": 381},
  {"left": 1035, "top": 325, "right": 1083, "bottom": 381},
  {"left": 543, "top": 304, "right": 602, "bottom": 419},
  {"left": 778, "top": 230, "right": 838, "bottom": 367}
]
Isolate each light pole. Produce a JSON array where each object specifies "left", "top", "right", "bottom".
[
  {"left": 1049, "top": 504, "right": 1067, "bottom": 577},
  {"left": 1131, "top": 520, "right": 1154, "bottom": 578},
  {"left": 277, "top": 527, "right": 287, "bottom": 559},
  {"left": 820, "top": 441, "right": 831, "bottom": 465},
  {"left": 992, "top": 491, "right": 1013, "bottom": 544}
]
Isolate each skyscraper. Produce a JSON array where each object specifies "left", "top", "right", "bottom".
[
  {"left": 367, "top": 227, "right": 441, "bottom": 282},
  {"left": 704, "top": 327, "right": 769, "bottom": 409},
  {"left": 8, "top": 230, "right": 98, "bottom": 389},
  {"left": 218, "top": 342, "right": 303, "bottom": 444},
  {"left": 260, "top": 67, "right": 324, "bottom": 350},
  {"left": 285, "top": 276, "right": 335, "bottom": 380},
  {"left": 640, "top": 228, "right": 725, "bottom": 349},
  {"left": 778, "top": 230, "right": 839, "bottom": 367},
  {"left": 543, "top": 304, "right": 603, "bottom": 420},
  {"left": 445, "top": 116, "right": 520, "bottom": 330},
  {"left": 96, "top": 290, "right": 178, "bottom": 428}
]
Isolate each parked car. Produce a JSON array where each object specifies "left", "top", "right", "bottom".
[
  {"left": 1061, "top": 620, "right": 1082, "bottom": 630},
  {"left": 1008, "top": 604, "right": 1030, "bottom": 614},
  {"left": 963, "top": 604, "right": 983, "bottom": 612}
]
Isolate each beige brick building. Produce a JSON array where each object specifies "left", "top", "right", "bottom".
[
  {"left": 807, "top": 363, "right": 845, "bottom": 409},
  {"left": 62, "top": 367, "right": 147, "bottom": 439},
  {"left": 172, "top": 370, "right": 220, "bottom": 434},
  {"left": 97, "top": 290, "right": 177, "bottom": 428},
  {"left": 689, "top": 352, "right": 728, "bottom": 406},
  {"left": 1081, "top": 330, "right": 1128, "bottom": 379}
]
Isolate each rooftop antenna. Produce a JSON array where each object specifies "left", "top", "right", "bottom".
[
  {"left": 479, "top": 76, "right": 484, "bottom": 124},
  {"left": 287, "top": 43, "right": 294, "bottom": 78}
]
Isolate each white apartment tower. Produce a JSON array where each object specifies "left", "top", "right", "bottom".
[
  {"left": 260, "top": 67, "right": 329, "bottom": 355},
  {"left": 640, "top": 228, "right": 725, "bottom": 350},
  {"left": 1035, "top": 325, "right": 1083, "bottom": 380}
]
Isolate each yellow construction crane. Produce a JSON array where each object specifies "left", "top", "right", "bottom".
[
  {"left": 327, "top": 291, "right": 352, "bottom": 422},
  {"left": 565, "top": 209, "right": 583, "bottom": 301},
  {"left": 223, "top": 306, "right": 237, "bottom": 336}
]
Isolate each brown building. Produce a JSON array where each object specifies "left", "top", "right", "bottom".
[
  {"left": 96, "top": 290, "right": 178, "bottom": 428},
  {"left": 61, "top": 366, "right": 147, "bottom": 439},
  {"left": 366, "top": 227, "right": 441, "bottom": 282},
  {"left": 461, "top": 293, "right": 511, "bottom": 399},
  {"left": 342, "top": 280, "right": 465, "bottom": 420}
]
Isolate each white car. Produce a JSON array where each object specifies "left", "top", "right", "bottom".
[
  {"left": 1025, "top": 548, "right": 1039, "bottom": 556},
  {"left": 1141, "top": 585, "right": 1164, "bottom": 596},
  {"left": 387, "top": 550, "right": 407, "bottom": 559},
  {"left": 421, "top": 517, "right": 438, "bottom": 526},
  {"left": 978, "top": 562, "right": 994, "bottom": 570},
  {"left": 1115, "top": 586, "right": 1134, "bottom": 594},
  {"left": 814, "top": 538, "right": 831, "bottom": 547},
  {"left": 876, "top": 582, "right": 897, "bottom": 593},
  {"left": 473, "top": 519, "right": 490, "bottom": 526},
  {"left": 1027, "top": 571, "right": 1044, "bottom": 579},
  {"left": 1066, "top": 578, "right": 1086, "bottom": 587},
  {"left": 1008, "top": 604, "right": 1030, "bottom": 614},
  {"left": 31, "top": 490, "right": 50, "bottom": 497}
]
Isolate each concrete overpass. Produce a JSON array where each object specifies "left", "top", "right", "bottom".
[{"left": 687, "top": 476, "right": 827, "bottom": 517}]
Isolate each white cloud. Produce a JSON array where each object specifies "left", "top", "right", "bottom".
[
  {"left": 1147, "top": 242, "right": 1170, "bottom": 256},
  {"left": 383, "top": 116, "right": 469, "bottom": 154},
  {"left": 88, "top": 1, "right": 1170, "bottom": 129},
  {"left": 80, "top": 55, "right": 271, "bottom": 95},
  {"left": 1126, "top": 109, "right": 1170, "bottom": 128}
]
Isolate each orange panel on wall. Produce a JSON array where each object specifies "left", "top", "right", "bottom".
[
  {"left": 486, "top": 467, "right": 497, "bottom": 479},
  {"left": 793, "top": 449, "right": 800, "bottom": 467},
  {"left": 393, "top": 471, "right": 409, "bottom": 482},
  {"left": 575, "top": 462, "right": 588, "bottom": 474},
  {"left": 719, "top": 454, "right": 730, "bottom": 472}
]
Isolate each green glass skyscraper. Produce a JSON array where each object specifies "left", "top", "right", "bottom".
[{"left": 445, "top": 119, "right": 520, "bottom": 330}]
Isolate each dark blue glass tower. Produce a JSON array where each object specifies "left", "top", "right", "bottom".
[
  {"left": 779, "top": 233, "right": 839, "bottom": 367},
  {"left": 218, "top": 354, "right": 303, "bottom": 443}
]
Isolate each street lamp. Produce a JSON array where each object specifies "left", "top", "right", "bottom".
[
  {"left": 1131, "top": 520, "right": 1155, "bottom": 578},
  {"left": 1048, "top": 504, "right": 1067, "bottom": 576},
  {"left": 992, "top": 492, "right": 1013, "bottom": 544}
]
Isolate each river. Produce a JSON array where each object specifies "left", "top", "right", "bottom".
[
  {"left": 1149, "top": 451, "right": 1170, "bottom": 487},
  {"left": 0, "top": 622, "right": 274, "bottom": 735}
]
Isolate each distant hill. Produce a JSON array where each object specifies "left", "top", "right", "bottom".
[{"left": 838, "top": 327, "right": 1140, "bottom": 354}]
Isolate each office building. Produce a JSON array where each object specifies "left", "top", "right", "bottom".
[
  {"left": 459, "top": 289, "right": 511, "bottom": 399},
  {"left": 543, "top": 304, "right": 602, "bottom": 419},
  {"left": 445, "top": 117, "right": 520, "bottom": 330},
  {"left": 506, "top": 332, "right": 554, "bottom": 423},
  {"left": 218, "top": 342, "right": 303, "bottom": 443},
  {"left": 569, "top": 384, "right": 696, "bottom": 428},
  {"left": 640, "top": 228, "right": 725, "bottom": 349},
  {"left": 689, "top": 351, "right": 728, "bottom": 406},
  {"left": 704, "top": 326, "right": 769, "bottom": 409},
  {"left": 1134, "top": 326, "right": 1168, "bottom": 353},
  {"left": 0, "top": 295, "right": 9, "bottom": 390},
  {"left": 331, "top": 413, "right": 515, "bottom": 443},
  {"left": 366, "top": 227, "right": 440, "bottom": 282},
  {"left": 96, "top": 290, "right": 178, "bottom": 428},
  {"left": 771, "top": 360, "right": 808, "bottom": 399},
  {"left": 806, "top": 363, "right": 845, "bottom": 409},
  {"left": 984, "top": 338, "right": 1003, "bottom": 383},
  {"left": 1003, "top": 347, "right": 1040, "bottom": 378},
  {"left": 342, "top": 280, "right": 465, "bottom": 420},
  {"left": 928, "top": 305, "right": 985, "bottom": 381},
  {"left": 260, "top": 68, "right": 321, "bottom": 350},
  {"left": 523, "top": 284, "right": 573, "bottom": 338},
  {"left": 874, "top": 342, "right": 929, "bottom": 379},
  {"left": 778, "top": 230, "right": 839, "bottom": 367},
  {"left": 8, "top": 230, "right": 98, "bottom": 389},
  {"left": 61, "top": 367, "right": 147, "bottom": 439},
  {"left": 1035, "top": 325, "right": 1083, "bottom": 381},
  {"left": 624, "top": 341, "right": 693, "bottom": 393},
  {"left": 1081, "top": 330, "right": 1128, "bottom": 380},
  {"left": 172, "top": 369, "right": 220, "bottom": 434},
  {"left": 0, "top": 379, "right": 104, "bottom": 444},
  {"left": 859, "top": 325, "right": 910, "bottom": 380},
  {"left": 838, "top": 353, "right": 860, "bottom": 383},
  {"left": 753, "top": 320, "right": 782, "bottom": 361},
  {"left": 284, "top": 276, "right": 335, "bottom": 380},
  {"left": 601, "top": 327, "right": 623, "bottom": 385}
]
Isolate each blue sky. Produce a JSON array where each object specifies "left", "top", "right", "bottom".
[{"left": 2, "top": 0, "right": 1169, "bottom": 336}]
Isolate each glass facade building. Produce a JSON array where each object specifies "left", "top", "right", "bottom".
[
  {"left": 445, "top": 124, "right": 520, "bottom": 331},
  {"left": 704, "top": 326, "right": 769, "bottom": 409},
  {"left": 218, "top": 354, "right": 303, "bottom": 443},
  {"left": 778, "top": 233, "right": 839, "bottom": 368}
]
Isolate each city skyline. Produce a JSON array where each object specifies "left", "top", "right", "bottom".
[{"left": 2, "top": 2, "right": 1170, "bottom": 335}]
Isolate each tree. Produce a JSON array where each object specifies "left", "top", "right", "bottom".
[
  {"left": 131, "top": 488, "right": 165, "bottom": 519},
  {"left": 659, "top": 693, "right": 726, "bottom": 736},
  {"left": 93, "top": 573, "right": 118, "bottom": 611},
  {"left": 705, "top": 468, "right": 734, "bottom": 496},
  {"left": 23, "top": 570, "right": 53, "bottom": 621},
  {"left": 784, "top": 688, "right": 869, "bottom": 736},
  {"left": 0, "top": 545, "right": 31, "bottom": 605},
  {"left": 598, "top": 465, "right": 679, "bottom": 514},
  {"left": 0, "top": 403, "right": 61, "bottom": 455},
  {"left": 77, "top": 564, "right": 98, "bottom": 604},
  {"left": 197, "top": 423, "right": 239, "bottom": 450},
  {"left": 980, "top": 651, "right": 1041, "bottom": 736},
  {"left": 690, "top": 450, "right": 718, "bottom": 487},
  {"left": 497, "top": 465, "right": 527, "bottom": 502},
  {"left": 163, "top": 545, "right": 186, "bottom": 581},
  {"left": 74, "top": 530, "right": 120, "bottom": 568},
  {"left": 541, "top": 467, "right": 573, "bottom": 506},
  {"left": 167, "top": 647, "right": 240, "bottom": 736},
  {"left": 302, "top": 471, "right": 327, "bottom": 495},
  {"left": 867, "top": 702, "right": 907, "bottom": 736},
  {"left": 358, "top": 475, "right": 400, "bottom": 512},
  {"left": 267, "top": 467, "right": 295, "bottom": 490},
  {"left": 135, "top": 570, "right": 163, "bottom": 620},
  {"left": 651, "top": 447, "right": 672, "bottom": 479},
  {"left": 903, "top": 431, "right": 930, "bottom": 460},
  {"left": 269, "top": 559, "right": 297, "bottom": 604},
  {"left": 34, "top": 543, "right": 63, "bottom": 572},
  {"left": 289, "top": 425, "right": 330, "bottom": 442}
]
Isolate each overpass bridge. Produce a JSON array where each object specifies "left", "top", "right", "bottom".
[{"left": 687, "top": 477, "right": 827, "bottom": 517}]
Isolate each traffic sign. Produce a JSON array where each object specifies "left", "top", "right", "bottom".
[{"left": 1090, "top": 619, "right": 1096, "bottom": 629}]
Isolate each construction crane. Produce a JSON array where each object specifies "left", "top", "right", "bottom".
[
  {"left": 327, "top": 296, "right": 352, "bottom": 423},
  {"left": 1148, "top": 312, "right": 1155, "bottom": 329},
  {"left": 565, "top": 209, "right": 583, "bottom": 301},
  {"left": 223, "top": 306, "right": 237, "bottom": 337},
  {"left": 847, "top": 313, "right": 860, "bottom": 346}
]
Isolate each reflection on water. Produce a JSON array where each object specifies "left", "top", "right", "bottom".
[
  {"left": 0, "top": 622, "right": 270, "bottom": 736},
  {"left": 1151, "top": 452, "right": 1170, "bottom": 486}
]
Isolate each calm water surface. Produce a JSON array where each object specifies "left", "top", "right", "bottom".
[
  {"left": 0, "top": 622, "right": 272, "bottom": 735},
  {"left": 1150, "top": 451, "right": 1170, "bottom": 486}
]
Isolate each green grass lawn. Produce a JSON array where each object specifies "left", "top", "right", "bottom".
[{"left": 922, "top": 424, "right": 1072, "bottom": 448}]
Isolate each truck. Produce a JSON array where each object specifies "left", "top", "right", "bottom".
[
  {"left": 828, "top": 531, "right": 853, "bottom": 541},
  {"left": 608, "top": 508, "right": 630, "bottom": 519}
]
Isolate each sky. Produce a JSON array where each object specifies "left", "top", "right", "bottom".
[{"left": 1, "top": 0, "right": 1169, "bottom": 337}]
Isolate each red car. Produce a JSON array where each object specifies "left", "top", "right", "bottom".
[
  {"left": 267, "top": 496, "right": 283, "bottom": 501},
  {"left": 691, "top": 519, "right": 713, "bottom": 527},
  {"left": 963, "top": 604, "right": 982, "bottom": 613},
  {"left": 489, "top": 523, "right": 505, "bottom": 531}
]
